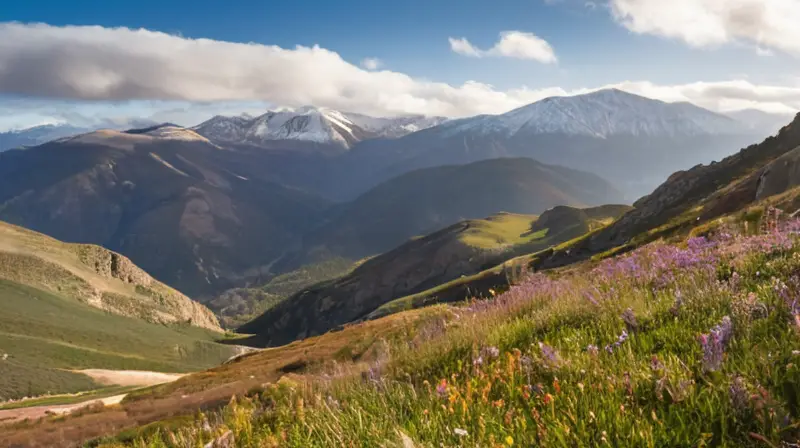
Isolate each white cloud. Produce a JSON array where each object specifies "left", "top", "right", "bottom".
[
  {"left": 601, "top": 80, "right": 800, "bottom": 114},
  {"left": 360, "top": 57, "right": 382, "bottom": 70},
  {"left": 448, "top": 37, "right": 482, "bottom": 58},
  {"left": 610, "top": 0, "right": 800, "bottom": 56},
  {"left": 0, "top": 23, "right": 566, "bottom": 118},
  {"left": 449, "top": 31, "right": 558, "bottom": 63},
  {"left": 0, "top": 22, "right": 797, "bottom": 132}
]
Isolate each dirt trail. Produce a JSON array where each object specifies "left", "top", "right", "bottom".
[
  {"left": 0, "top": 370, "right": 184, "bottom": 425},
  {"left": 78, "top": 369, "right": 185, "bottom": 386}
]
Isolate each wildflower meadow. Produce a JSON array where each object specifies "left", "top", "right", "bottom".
[{"left": 100, "top": 219, "right": 800, "bottom": 447}]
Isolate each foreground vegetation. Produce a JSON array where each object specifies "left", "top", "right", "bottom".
[{"left": 95, "top": 214, "right": 800, "bottom": 447}]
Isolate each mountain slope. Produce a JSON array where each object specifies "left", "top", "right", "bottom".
[
  {"left": 323, "top": 89, "right": 764, "bottom": 200},
  {"left": 0, "top": 279, "right": 241, "bottom": 401},
  {"left": 193, "top": 107, "right": 446, "bottom": 149},
  {"left": 0, "top": 127, "right": 330, "bottom": 297},
  {"left": 397, "top": 114, "right": 800, "bottom": 307},
  {"left": 0, "top": 220, "right": 220, "bottom": 330},
  {"left": 299, "top": 157, "right": 625, "bottom": 261},
  {"left": 239, "top": 205, "right": 630, "bottom": 347},
  {"left": 0, "top": 221, "right": 247, "bottom": 401}
]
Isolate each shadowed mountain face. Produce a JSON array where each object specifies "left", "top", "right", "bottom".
[
  {"left": 0, "top": 129, "right": 330, "bottom": 297},
  {"left": 238, "top": 205, "right": 631, "bottom": 347},
  {"left": 296, "top": 157, "right": 626, "bottom": 263}
]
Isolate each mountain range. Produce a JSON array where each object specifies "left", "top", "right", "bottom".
[
  {"left": 0, "top": 90, "right": 793, "bottom": 299},
  {"left": 5, "top": 86, "right": 800, "bottom": 446},
  {"left": 191, "top": 107, "right": 447, "bottom": 150},
  {"left": 319, "top": 89, "right": 770, "bottom": 201}
]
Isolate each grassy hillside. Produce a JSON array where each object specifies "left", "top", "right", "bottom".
[
  {"left": 0, "top": 280, "right": 240, "bottom": 401},
  {"left": 303, "top": 157, "right": 625, "bottom": 260},
  {"left": 68, "top": 205, "right": 800, "bottom": 447},
  {"left": 0, "top": 221, "right": 220, "bottom": 330},
  {"left": 239, "top": 205, "right": 630, "bottom": 347}
]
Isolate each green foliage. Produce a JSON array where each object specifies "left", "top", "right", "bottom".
[{"left": 459, "top": 213, "right": 543, "bottom": 249}]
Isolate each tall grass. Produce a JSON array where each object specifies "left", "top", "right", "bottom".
[{"left": 101, "top": 221, "right": 800, "bottom": 447}]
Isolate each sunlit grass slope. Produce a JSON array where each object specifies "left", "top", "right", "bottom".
[{"left": 105, "top": 216, "right": 800, "bottom": 447}]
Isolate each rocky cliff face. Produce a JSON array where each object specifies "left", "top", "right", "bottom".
[
  {"left": 755, "top": 146, "right": 800, "bottom": 200},
  {"left": 0, "top": 221, "right": 222, "bottom": 331},
  {"left": 75, "top": 245, "right": 222, "bottom": 330}
]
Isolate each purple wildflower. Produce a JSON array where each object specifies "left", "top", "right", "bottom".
[
  {"left": 605, "top": 330, "right": 629, "bottom": 354},
  {"left": 538, "top": 342, "right": 561, "bottom": 368},
  {"left": 699, "top": 316, "right": 733, "bottom": 372},
  {"left": 586, "top": 344, "right": 599, "bottom": 356}
]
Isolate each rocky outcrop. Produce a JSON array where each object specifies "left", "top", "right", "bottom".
[
  {"left": 755, "top": 146, "right": 800, "bottom": 200},
  {"left": 75, "top": 244, "right": 222, "bottom": 331},
  {"left": 78, "top": 246, "right": 153, "bottom": 286},
  {"left": 0, "top": 221, "right": 222, "bottom": 331}
]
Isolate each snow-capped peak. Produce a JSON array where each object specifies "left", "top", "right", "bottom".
[
  {"left": 442, "top": 88, "right": 739, "bottom": 139},
  {"left": 193, "top": 107, "right": 447, "bottom": 148}
]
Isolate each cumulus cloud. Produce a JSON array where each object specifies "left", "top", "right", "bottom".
[
  {"left": 360, "top": 57, "right": 382, "bottom": 70},
  {"left": 448, "top": 31, "right": 558, "bottom": 63},
  {"left": 609, "top": 0, "right": 800, "bottom": 56},
  {"left": 0, "top": 22, "right": 563, "bottom": 118}
]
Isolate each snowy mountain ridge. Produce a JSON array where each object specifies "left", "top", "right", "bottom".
[
  {"left": 193, "top": 107, "right": 447, "bottom": 148},
  {"left": 439, "top": 89, "right": 742, "bottom": 139}
]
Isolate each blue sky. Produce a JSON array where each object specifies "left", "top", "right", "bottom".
[{"left": 0, "top": 0, "right": 799, "bottom": 130}]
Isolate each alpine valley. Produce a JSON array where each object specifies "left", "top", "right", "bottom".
[{"left": 3, "top": 88, "right": 800, "bottom": 447}]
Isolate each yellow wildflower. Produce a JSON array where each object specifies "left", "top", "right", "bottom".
[{"left": 505, "top": 435, "right": 514, "bottom": 446}]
